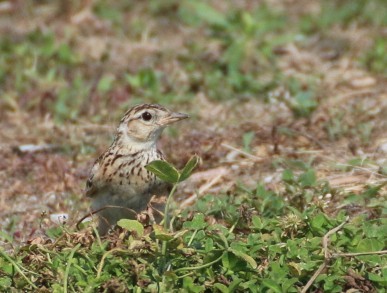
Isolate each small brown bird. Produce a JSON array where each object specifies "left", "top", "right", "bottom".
[{"left": 86, "top": 104, "right": 189, "bottom": 234}]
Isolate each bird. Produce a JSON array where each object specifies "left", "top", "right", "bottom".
[{"left": 85, "top": 104, "right": 189, "bottom": 235}]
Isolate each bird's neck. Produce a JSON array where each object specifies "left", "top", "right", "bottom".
[{"left": 112, "top": 132, "right": 158, "bottom": 154}]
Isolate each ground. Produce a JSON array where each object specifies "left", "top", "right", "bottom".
[{"left": 0, "top": 1, "right": 386, "bottom": 292}]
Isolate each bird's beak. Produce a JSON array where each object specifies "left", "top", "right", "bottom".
[{"left": 160, "top": 112, "right": 189, "bottom": 125}]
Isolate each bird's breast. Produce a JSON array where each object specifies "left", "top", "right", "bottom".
[{"left": 100, "top": 149, "right": 162, "bottom": 194}]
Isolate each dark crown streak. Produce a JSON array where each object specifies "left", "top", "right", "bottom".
[{"left": 120, "top": 104, "right": 168, "bottom": 123}]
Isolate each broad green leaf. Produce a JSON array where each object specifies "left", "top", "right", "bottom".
[
  {"left": 322, "top": 275, "right": 343, "bottom": 292},
  {"left": 228, "top": 248, "right": 258, "bottom": 269},
  {"left": 0, "top": 257, "right": 13, "bottom": 275},
  {"left": 353, "top": 238, "right": 383, "bottom": 263},
  {"left": 355, "top": 239, "right": 384, "bottom": 252},
  {"left": 221, "top": 252, "right": 231, "bottom": 269},
  {"left": 310, "top": 213, "right": 329, "bottom": 234},
  {"left": 145, "top": 160, "right": 180, "bottom": 183},
  {"left": 183, "top": 213, "right": 207, "bottom": 230},
  {"left": 252, "top": 215, "right": 263, "bottom": 229},
  {"left": 282, "top": 278, "right": 299, "bottom": 292},
  {"left": 311, "top": 214, "right": 327, "bottom": 229},
  {"left": 179, "top": 155, "right": 200, "bottom": 182},
  {"left": 204, "top": 238, "right": 214, "bottom": 252},
  {"left": 117, "top": 219, "right": 144, "bottom": 237},
  {"left": 229, "top": 278, "right": 243, "bottom": 292},
  {"left": 262, "top": 279, "right": 282, "bottom": 293},
  {"left": 214, "top": 283, "right": 229, "bottom": 293},
  {"left": 270, "top": 262, "right": 289, "bottom": 280},
  {"left": 368, "top": 273, "right": 387, "bottom": 286}
]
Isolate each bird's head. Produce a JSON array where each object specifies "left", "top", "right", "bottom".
[{"left": 116, "top": 104, "right": 189, "bottom": 148}]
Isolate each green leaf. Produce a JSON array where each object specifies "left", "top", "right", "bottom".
[
  {"left": 97, "top": 74, "right": 115, "bottom": 93},
  {"left": 252, "top": 216, "right": 263, "bottom": 230},
  {"left": 183, "top": 213, "right": 207, "bottom": 230},
  {"left": 0, "top": 257, "right": 13, "bottom": 275},
  {"left": 355, "top": 239, "right": 384, "bottom": 252},
  {"left": 221, "top": 252, "right": 233, "bottom": 269},
  {"left": 292, "top": 91, "right": 317, "bottom": 118},
  {"left": 310, "top": 213, "right": 329, "bottom": 235},
  {"left": 368, "top": 272, "right": 387, "bottom": 286},
  {"left": 204, "top": 238, "right": 214, "bottom": 252},
  {"left": 184, "top": 1, "right": 228, "bottom": 27},
  {"left": 282, "top": 278, "right": 299, "bottom": 291},
  {"left": 228, "top": 248, "right": 258, "bottom": 269},
  {"left": 139, "top": 68, "right": 159, "bottom": 92},
  {"left": 0, "top": 231, "right": 13, "bottom": 243},
  {"left": 182, "top": 276, "right": 205, "bottom": 292},
  {"left": 270, "top": 262, "right": 289, "bottom": 280},
  {"left": 362, "top": 183, "right": 386, "bottom": 198},
  {"left": 0, "top": 277, "right": 12, "bottom": 290},
  {"left": 125, "top": 73, "right": 141, "bottom": 88},
  {"left": 145, "top": 160, "right": 180, "bottom": 184},
  {"left": 242, "top": 131, "right": 255, "bottom": 153},
  {"left": 229, "top": 278, "right": 243, "bottom": 292},
  {"left": 117, "top": 219, "right": 144, "bottom": 237},
  {"left": 282, "top": 169, "right": 294, "bottom": 182},
  {"left": 45, "top": 226, "right": 64, "bottom": 239},
  {"left": 214, "top": 283, "right": 229, "bottom": 293},
  {"left": 262, "top": 279, "right": 282, "bottom": 293},
  {"left": 56, "top": 43, "right": 76, "bottom": 64},
  {"left": 299, "top": 169, "right": 316, "bottom": 187},
  {"left": 179, "top": 155, "right": 200, "bottom": 182},
  {"left": 153, "top": 224, "right": 174, "bottom": 241}
]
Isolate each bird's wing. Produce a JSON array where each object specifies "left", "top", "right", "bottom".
[{"left": 85, "top": 159, "right": 103, "bottom": 198}]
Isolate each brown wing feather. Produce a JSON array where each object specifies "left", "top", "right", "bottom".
[{"left": 85, "top": 159, "right": 102, "bottom": 198}]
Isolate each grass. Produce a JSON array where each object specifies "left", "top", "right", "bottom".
[
  {"left": 1, "top": 178, "right": 385, "bottom": 291},
  {"left": 0, "top": 0, "right": 386, "bottom": 292},
  {"left": 362, "top": 37, "right": 387, "bottom": 75}
]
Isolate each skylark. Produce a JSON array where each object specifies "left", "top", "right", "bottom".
[{"left": 86, "top": 104, "right": 189, "bottom": 234}]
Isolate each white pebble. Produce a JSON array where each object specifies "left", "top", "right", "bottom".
[{"left": 50, "top": 213, "right": 69, "bottom": 224}]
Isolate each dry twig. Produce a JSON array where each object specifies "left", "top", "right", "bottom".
[
  {"left": 221, "top": 143, "right": 264, "bottom": 162},
  {"left": 333, "top": 250, "right": 387, "bottom": 258},
  {"left": 180, "top": 173, "right": 224, "bottom": 209},
  {"left": 301, "top": 216, "right": 349, "bottom": 293},
  {"left": 301, "top": 216, "right": 387, "bottom": 292}
]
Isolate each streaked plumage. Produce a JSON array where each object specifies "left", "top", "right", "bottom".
[{"left": 86, "top": 104, "right": 188, "bottom": 234}]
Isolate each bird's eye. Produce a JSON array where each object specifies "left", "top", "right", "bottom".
[{"left": 141, "top": 111, "right": 152, "bottom": 121}]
